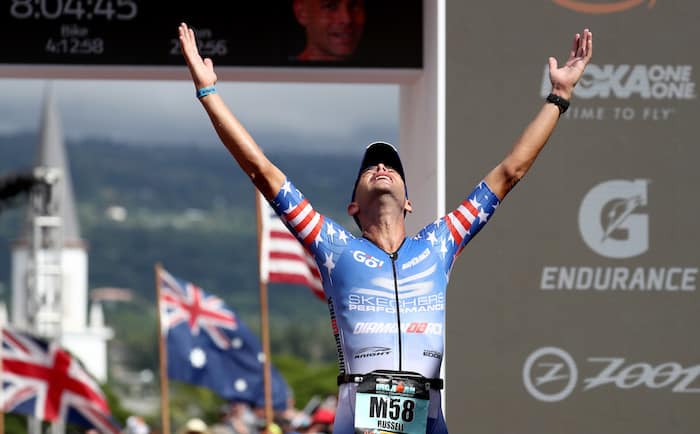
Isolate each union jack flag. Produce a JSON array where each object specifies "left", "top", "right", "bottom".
[
  {"left": 1, "top": 326, "right": 120, "bottom": 433},
  {"left": 157, "top": 267, "right": 289, "bottom": 409},
  {"left": 160, "top": 268, "right": 238, "bottom": 349}
]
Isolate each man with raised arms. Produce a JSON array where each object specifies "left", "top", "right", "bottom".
[{"left": 177, "top": 22, "right": 592, "bottom": 434}]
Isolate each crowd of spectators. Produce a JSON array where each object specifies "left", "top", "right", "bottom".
[{"left": 121, "top": 395, "right": 337, "bottom": 434}]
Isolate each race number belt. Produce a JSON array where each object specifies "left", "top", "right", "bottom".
[{"left": 351, "top": 370, "right": 436, "bottom": 434}]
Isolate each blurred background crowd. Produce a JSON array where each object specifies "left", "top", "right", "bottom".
[{"left": 121, "top": 395, "right": 338, "bottom": 434}]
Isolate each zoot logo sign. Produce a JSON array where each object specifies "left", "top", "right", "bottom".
[{"left": 523, "top": 346, "right": 700, "bottom": 402}]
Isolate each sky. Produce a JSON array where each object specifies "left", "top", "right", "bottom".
[{"left": 0, "top": 78, "right": 399, "bottom": 154}]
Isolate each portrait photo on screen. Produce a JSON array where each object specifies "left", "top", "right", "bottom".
[{"left": 284, "top": 0, "right": 423, "bottom": 68}]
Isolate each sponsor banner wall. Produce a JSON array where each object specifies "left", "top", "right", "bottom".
[{"left": 444, "top": 2, "right": 699, "bottom": 433}]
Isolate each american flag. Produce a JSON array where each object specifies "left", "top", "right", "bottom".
[
  {"left": 258, "top": 192, "right": 324, "bottom": 300},
  {"left": 157, "top": 268, "right": 289, "bottom": 409},
  {"left": 1, "top": 326, "right": 120, "bottom": 433}
]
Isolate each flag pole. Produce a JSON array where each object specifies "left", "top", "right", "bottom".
[
  {"left": 256, "top": 191, "right": 274, "bottom": 428},
  {"left": 155, "top": 263, "right": 171, "bottom": 434}
]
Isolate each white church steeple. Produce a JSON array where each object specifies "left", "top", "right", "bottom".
[{"left": 10, "top": 84, "right": 112, "bottom": 382}]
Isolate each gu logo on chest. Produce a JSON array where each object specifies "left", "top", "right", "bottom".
[{"left": 352, "top": 250, "right": 385, "bottom": 268}]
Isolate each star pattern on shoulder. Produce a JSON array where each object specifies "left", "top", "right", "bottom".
[
  {"left": 314, "top": 231, "right": 323, "bottom": 247},
  {"left": 469, "top": 197, "right": 490, "bottom": 223},
  {"left": 281, "top": 180, "right": 292, "bottom": 196},
  {"left": 326, "top": 222, "right": 337, "bottom": 242},
  {"left": 426, "top": 230, "right": 438, "bottom": 246},
  {"left": 477, "top": 208, "right": 490, "bottom": 223},
  {"left": 338, "top": 229, "right": 349, "bottom": 244},
  {"left": 439, "top": 237, "right": 448, "bottom": 259},
  {"left": 323, "top": 252, "right": 336, "bottom": 279}
]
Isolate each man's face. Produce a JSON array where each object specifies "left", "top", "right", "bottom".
[
  {"left": 298, "top": 0, "right": 366, "bottom": 60},
  {"left": 354, "top": 163, "right": 407, "bottom": 202},
  {"left": 350, "top": 162, "right": 411, "bottom": 229}
]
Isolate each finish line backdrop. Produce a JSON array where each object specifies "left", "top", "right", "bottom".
[{"left": 444, "top": 2, "right": 699, "bottom": 433}]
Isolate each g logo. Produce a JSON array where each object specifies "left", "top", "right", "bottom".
[
  {"left": 523, "top": 347, "right": 578, "bottom": 402},
  {"left": 578, "top": 179, "right": 649, "bottom": 258}
]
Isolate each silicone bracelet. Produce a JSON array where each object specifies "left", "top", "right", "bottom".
[{"left": 196, "top": 85, "right": 217, "bottom": 99}]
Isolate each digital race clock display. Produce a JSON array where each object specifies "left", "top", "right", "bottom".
[
  {"left": 1, "top": 1, "right": 422, "bottom": 68},
  {"left": 10, "top": 0, "right": 138, "bottom": 21}
]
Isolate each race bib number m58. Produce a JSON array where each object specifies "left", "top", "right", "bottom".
[{"left": 354, "top": 372, "right": 430, "bottom": 434}]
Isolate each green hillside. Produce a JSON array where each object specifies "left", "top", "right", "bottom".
[{"left": 0, "top": 133, "right": 360, "bottom": 370}]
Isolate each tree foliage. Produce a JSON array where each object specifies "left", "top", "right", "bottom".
[{"left": 1, "top": 133, "right": 358, "bottom": 424}]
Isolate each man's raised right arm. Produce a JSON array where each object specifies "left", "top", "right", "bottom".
[{"left": 178, "top": 22, "right": 285, "bottom": 200}]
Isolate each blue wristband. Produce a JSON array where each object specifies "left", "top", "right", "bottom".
[{"left": 196, "top": 85, "right": 216, "bottom": 99}]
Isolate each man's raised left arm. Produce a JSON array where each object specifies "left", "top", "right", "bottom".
[{"left": 484, "top": 28, "right": 593, "bottom": 200}]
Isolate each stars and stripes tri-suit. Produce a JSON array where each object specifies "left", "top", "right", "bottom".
[{"left": 269, "top": 179, "right": 500, "bottom": 434}]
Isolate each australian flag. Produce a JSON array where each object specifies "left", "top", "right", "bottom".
[
  {"left": 158, "top": 267, "right": 288, "bottom": 410},
  {"left": 1, "top": 326, "right": 121, "bottom": 433}
]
